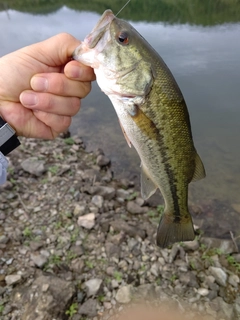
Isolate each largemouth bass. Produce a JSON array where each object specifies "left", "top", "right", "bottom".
[{"left": 73, "top": 10, "right": 206, "bottom": 248}]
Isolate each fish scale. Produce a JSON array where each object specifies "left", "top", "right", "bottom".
[{"left": 73, "top": 9, "right": 206, "bottom": 247}]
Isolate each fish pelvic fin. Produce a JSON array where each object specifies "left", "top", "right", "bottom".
[
  {"left": 191, "top": 152, "right": 206, "bottom": 182},
  {"left": 118, "top": 119, "right": 132, "bottom": 148},
  {"left": 140, "top": 163, "right": 157, "bottom": 200},
  {"left": 156, "top": 212, "right": 195, "bottom": 248}
]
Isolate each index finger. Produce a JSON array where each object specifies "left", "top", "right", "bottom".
[{"left": 64, "top": 60, "right": 96, "bottom": 81}]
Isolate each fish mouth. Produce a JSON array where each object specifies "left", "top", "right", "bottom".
[
  {"left": 85, "top": 10, "right": 115, "bottom": 48},
  {"left": 73, "top": 10, "right": 115, "bottom": 63}
]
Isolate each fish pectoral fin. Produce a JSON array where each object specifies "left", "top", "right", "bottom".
[
  {"left": 124, "top": 103, "right": 138, "bottom": 117},
  {"left": 141, "top": 164, "right": 157, "bottom": 200},
  {"left": 191, "top": 153, "right": 206, "bottom": 182},
  {"left": 118, "top": 119, "right": 131, "bottom": 148}
]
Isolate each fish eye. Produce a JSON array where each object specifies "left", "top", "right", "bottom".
[{"left": 117, "top": 31, "right": 129, "bottom": 45}]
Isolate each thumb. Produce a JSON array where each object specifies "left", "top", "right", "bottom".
[{"left": 21, "top": 33, "right": 81, "bottom": 67}]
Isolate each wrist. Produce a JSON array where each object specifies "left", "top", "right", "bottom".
[
  {"left": 0, "top": 116, "right": 20, "bottom": 156},
  {"left": 0, "top": 117, "right": 20, "bottom": 185},
  {"left": 0, "top": 151, "right": 8, "bottom": 185}
]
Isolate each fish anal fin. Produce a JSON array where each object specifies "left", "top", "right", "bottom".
[
  {"left": 118, "top": 119, "right": 131, "bottom": 148},
  {"left": 141, "top": 164, "right": 157, "bottom": 200},
  {"left": 191, "top": 152, "right": 206, "bottom": 182},
  {"left": 156, "top": 213, "right": 195, "bottom": 248}
]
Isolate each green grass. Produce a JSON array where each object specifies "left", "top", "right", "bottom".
[
  {"left": 49, "top": 254, "right": 61, "bottom": 266},
  {"left": 0, "top": 304, "right": 4, "bottom": 315},
  {"left": 97, "top": 294, "right": 105, "bottom": 302},
  {"left": 113, "top": 271, "right": 123, "bottom": 282},
  {"left": 127, "top": 192, "right": 138, "bottom": 201},
  {"left": 227, "top": 255, "right": 240, "bottom": 272},
  {"left": 48, "top": 165, "right": 59, "bottom": 175},
  {"left": 65, "top": 302, "right": 78, "bottom": 317},
  {"left": 66, "top": 251, "right": 77, "bottom": 262},
  {"left": 23, "top": 226, "right": 32, "bottom": 238},
  {"left": 169, "top": 274, "right": 178, "bottom": 282},
  {"left": 85, "top": 260, "right": 94, "bottom": 269},
  {"left": 64, "top": 137, "right": 75, "bottom": 145}
]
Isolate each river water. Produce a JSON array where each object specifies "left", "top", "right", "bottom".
[{"left": 0, "top": 5, "right": 240, "bottom": 239}]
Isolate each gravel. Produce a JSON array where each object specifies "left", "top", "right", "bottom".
[{"left": 0, "top": 136, "right": 239, "bottom": 320}]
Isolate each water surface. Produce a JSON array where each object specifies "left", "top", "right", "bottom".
[{"left": 0, "top": 4, "right": 240, "bottom": 238}]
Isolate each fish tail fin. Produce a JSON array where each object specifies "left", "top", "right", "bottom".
[{"left": 156, "top": 212, "right": 195, "bottom": 248}]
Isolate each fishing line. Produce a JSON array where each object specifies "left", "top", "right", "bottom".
[{"left": 115, "top": 0, "right": 131, "bottom": 17}]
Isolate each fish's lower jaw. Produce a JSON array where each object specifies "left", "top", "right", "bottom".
[{"left": 156, "top": 215, "right": 195, "bottom": 248}]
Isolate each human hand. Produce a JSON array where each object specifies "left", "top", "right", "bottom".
[{"left": 0, "top": 33, "right": 95, "bottom": 139}]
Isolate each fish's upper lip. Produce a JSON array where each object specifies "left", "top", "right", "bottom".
[
  {"left": 83, "top": 10, "right": 115, "bottom": 49},
  {"left": 91, "top": 10, "right": 115, "bottom": 33}
]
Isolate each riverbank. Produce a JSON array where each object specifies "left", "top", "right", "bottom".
[{"left": 0, "top": 136, "right": 239, "bottom": 319}]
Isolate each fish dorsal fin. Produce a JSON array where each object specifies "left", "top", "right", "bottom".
[
  {"left": 118, "top": 119, "right": 131, "bottom": 148},
  {"left": 141, "top": 163, "right": 157, "bottom": 200},
  {"left": 191, "top": 153, "right": 206, "bottom": 182}
]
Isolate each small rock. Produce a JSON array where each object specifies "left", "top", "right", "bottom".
[
  {"left": 127, "top": 201, "right": 145, "bottom": 214},
  {"left": 179, "top": 272, "right": 199, "bottom": 288},
  {"left": 142, "top": 255, "right": 149, "bottom": 262},
  {"left": 105, "top": 242, "right": 121, "bottom": 258},
  {"left": 197, "top": 288, "right": 209, "bottom": 296},
  {"left": 96, "top": 154, "right": 110, "bottom": 167},
  {"left": 85, "top": 278, "right": 103, "bottom": 297},
  {"left": 42, "top": 283, "right": 49, "bottom": 292},
  {"left": 110, "top": 220, "right": 145, "bottom": 239},
  {"left": 135, "top": 198, "right": 144, "bottom": 207},
  {"left": 110, "top": 232, "right": 125, "bottom": 245},
  {"left": 5, "top": 274, "right": 22, "bottom": 286},
  {"left": 231, "top": 203, "right": 240, "bottom": 213},
  {"left": 215, "top": 296, "right": 235, "bottom": 319},
  {"left": 115, "top": 285, "right": 134, "bottom": 304},
  {"left": 228, "top": 274, "right": 239, "bottom": 287},
  {"left": 111, "top": 279, "right": 119, "bottom": 289},
  {"left": 207, "top": 290, "right": 218, "bottom": 301},
  {"left": 183, "top": 239, "right": 199, "bottom": 251},
  {"left": 0, "top": 235, "right": 9, "bottom": 244},
  {"left": 78, "top": 299, "right": 97, "bottom": 317},
  {"left": 70, "top": 258, "right": 85, "bottom": 273},
  {"left": 13, "top": 274, "right": 75, "bottom": 319},
  {"left": 29, "top": 241, "right": 44, "bottom": 251},
  {"left": 73, "top": 204, "right": 86, "bottom": 216},
  {"left": 234, "top": 297, "right": 240, "bottom": 318},
  {"left": 70, "top": 245, "right": 83, "bottom": 257},
  {"left": 150, "top": 263, "right": 159, "bottom": 277},
  {"left": 21, "top": 157, "right": 45, "bottom": 176},
  {"left": 209, "top": 266, "right": 227, "bottom": 287},
  {"left": 90, "top": 186, "right": 115, "bottom": 200},
  {"left": 6, "top": 258, "right": 14, "bottom": 265},
  {"left": 103, "top": 301, "right": 112, "bottom": 309},
  {"left": 91, "top": 195, "right": 104, "bottom": 208},
  {"left": 77, "top": 213, "right": 95, "bottom": 229},
  {"left": 201, "top": 237, "right": 237, "bottom": 254},
  {"left": 128, "top": 238, "right": 138, "bottom": 251},
  {"left": 31, "top": 253, "right": 48, "bottom": 268},
  {"left": 135, "top": 284, "right": 155, "bottom": 299},
  {"left": 116, "top": 189, "right": 129, "bottom": 200},
  {"left": 169, "top": 243, "right": 180, "bottom": 263},
  {"left": 2, "top": 304, "right": 12, "bottom": 315},
  {"left": 174, "top": 284, "right": 187, "bottom": 295},
  {"left": 0, "top": 212, "right": 6, "bottom": 220},
  {"left": 106, "top": 266, "right": 115, "bottom": 276}
]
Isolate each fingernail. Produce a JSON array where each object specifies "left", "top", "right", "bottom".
[
  {"left": 69, "top": 65, "right": 83, "bottom": 79},
  {"left": 20, "top": 92, "right": 38, "bottom": 106},
  {"left": 31, "top": 76, "right": 48, "bottom": 91}
]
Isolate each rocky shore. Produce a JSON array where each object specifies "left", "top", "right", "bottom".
[{"left": 0, "top": 136, "right": 239, "bottom": 320}]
